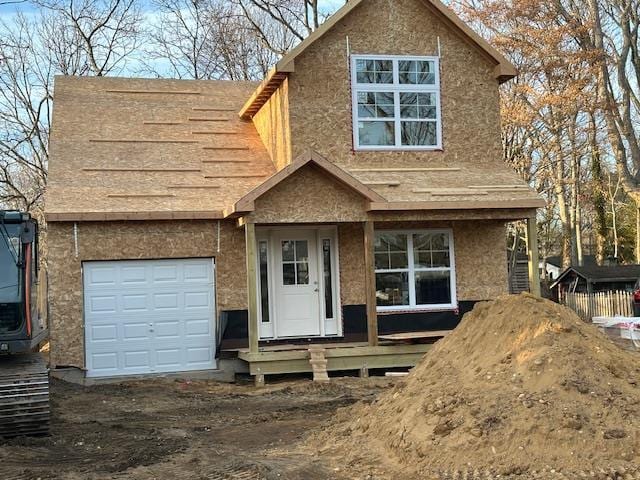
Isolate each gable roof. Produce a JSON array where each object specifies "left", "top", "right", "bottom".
[
  {"left": 240, "top": 0, "right": 517, "bottom": 119},
  {"left": 551, "top": 264, "right": 640, "bottom": 289},
  {"left": 544, "top": 255, "right": 597, "bottom": 268},
  {"left": 226, "top": 150, "right": 386, "bottom": 216},
  {"left": 46, "top": 76, "right": 543, "bottom": 222},
  {"left": 46, "top": 76, "right": 276, "bottom": 221}
]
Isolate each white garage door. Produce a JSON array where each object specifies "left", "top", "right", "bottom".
[{"left": 84, "top": 258, "right": 216, "bottom": 378}]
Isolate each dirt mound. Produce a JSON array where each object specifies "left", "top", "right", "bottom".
[{"left": 313, "top": 294, "right": 640, "bottom": 477}]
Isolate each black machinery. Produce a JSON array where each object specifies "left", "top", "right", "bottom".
[{"left": 0, "top": 210, "right": 50, "bottom": 437}]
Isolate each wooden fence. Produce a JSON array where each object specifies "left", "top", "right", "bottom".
[{"left": 560, "top": 290, "right": 634, "bottom": 321}]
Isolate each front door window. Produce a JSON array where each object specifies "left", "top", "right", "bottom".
[{"left": 281, "top": 240, "right": 309, "bottom": 285}]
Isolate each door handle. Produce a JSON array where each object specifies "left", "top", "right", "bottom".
[{"left": 314, "top": 288, "right": 319, "bottom": 292}]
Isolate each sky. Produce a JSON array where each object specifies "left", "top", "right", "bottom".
[
  {"left": 0, "top": 0, "right": 347, "bottom": 78},
  {"left": 0, "top": 0, "right": 346, "bottom": 18}
]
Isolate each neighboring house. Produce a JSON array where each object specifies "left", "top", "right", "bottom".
[
  {"left": 541, "top": 255, "right": 597, "bottom": 282},
  {"left": 541, "top": 256, "right": 563, "bottom": 282},
  {"left": 45, "top": 0, "right": 544, "bottom": 384},
  {"left": 551, "top": 264, "right": 640, "bottom": 297}
]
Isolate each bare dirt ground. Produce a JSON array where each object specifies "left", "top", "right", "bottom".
[{"left": 0, "top": 375, "right": 396, "bottom": 480}]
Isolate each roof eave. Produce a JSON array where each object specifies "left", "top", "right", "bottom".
[
  {"left": 45, "top": 210, "right": 225, "bottom": 222},
  {"left": 239, "top": 67, "right": 289, "bottom": 120},
  {"left": 368, "top": 198, "right": 545, "bottom": 212}
]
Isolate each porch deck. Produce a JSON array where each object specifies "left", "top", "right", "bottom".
[{"left": 235, "top": 341, "right": 433, "bottom": 378}]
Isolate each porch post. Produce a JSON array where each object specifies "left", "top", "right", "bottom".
[
  {"left": 525, "top": 215, "right": 541, "bottom": 297},
  {"left": 363, "top": 220, "right": 379, "bottom": 346},
  {"left": 245, "top": 221, "right": 259, "bottom": 354}
]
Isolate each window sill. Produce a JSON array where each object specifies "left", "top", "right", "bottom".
[
  {"left": 354, "top": 147, "right": 444, "bottom": 152},
  {"left": 377, "top": 305, "right": 458, "bottom": 315}
]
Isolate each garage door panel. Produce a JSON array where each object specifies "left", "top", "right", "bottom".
[
  {"left": 89, "top": 352, "right": 119, "bottom": 373},
  {"left": 123, "top": 322, "right": 152, "bottom": 340},
  {"left": 187, "top": 347, "right": 213, "bottom": 364},
  {"left": 87, "top": 295, "right": 118, "bottom": 314},
  {"left": 122, "top": 294, "right": 149, "bottom": 312},
  {"left": 184, "top": 291, "right": 211, "bottom": 309},
  {"left": 185, "top": 318, "right": 212, "bottom": 336},
  {"left": 155, "top": 349, "right": 181, "bottom": 367},
  {"left": 84, "top": 258, "right": 216, "bottom": 378},
  {"left": 120, "top": 266, "right": 148, "bottom": 285},
  {"left": 153, "top": 292, "right": 180, "bottom": 310},
  {"left": 89, "top": 324, "right": 118, "bottom": 342},
  {"left": 86, "top": 266, "right": 118, "bottom": 288},
  {"left": 152, "top": 264, "right": 179, "bottom": 284},
  {"left": 154, "top": 320, "right": 181, "bottom": 339},
  {"left": 123, "top": 350, "right": 152, "bottom": 369},
  {"left": 183, "top": 263, "right": 212, "bottom": 282}
]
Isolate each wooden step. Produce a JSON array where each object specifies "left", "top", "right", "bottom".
[{"left": 308, "top": 346, "right": 330, "bottom": 383}]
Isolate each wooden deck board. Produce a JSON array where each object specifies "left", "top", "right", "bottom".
[
  {"left": 378, "top": 330, "right": 452, "bottom": 341},
  {"left": 235, "top": 342, "right": 432, "bottom": 375}
]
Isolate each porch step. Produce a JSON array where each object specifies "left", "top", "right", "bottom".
[{"left": 308, "top": 346, "right": 330, "bottom": 383}]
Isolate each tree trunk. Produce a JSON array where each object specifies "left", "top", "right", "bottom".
[{"left": 589, "top": 114, "right": 607, "bottom": 265}]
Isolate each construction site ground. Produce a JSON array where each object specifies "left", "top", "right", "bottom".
[{"left": 0, "top": 375, "right": 395, "bottom": 480}]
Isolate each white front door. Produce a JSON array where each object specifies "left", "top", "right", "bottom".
[{"left": 273, "top": 230, "right": 321, "bottom": 337}]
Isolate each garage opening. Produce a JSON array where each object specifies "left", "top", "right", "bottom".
[{"left": 83, "top": 258, "right": 216, "bottom": 378}]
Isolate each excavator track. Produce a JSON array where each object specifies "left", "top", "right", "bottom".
[{"left": 0, "top": 353, "right": 50, "bottom": 438}]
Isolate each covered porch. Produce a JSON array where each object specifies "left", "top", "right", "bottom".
[
  {"left": 234, "top": 213, "right": 540, "bottom": 385},
  {"left": 222, "top": 152, "right": 543, "bottom": 385}
]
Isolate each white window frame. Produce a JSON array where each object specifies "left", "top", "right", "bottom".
[
  {"left": 351, "top": 54, "right": 442, "bottom": 151},
  {"left": 375, "top": 229, "right": 457, "bottom": 312}
]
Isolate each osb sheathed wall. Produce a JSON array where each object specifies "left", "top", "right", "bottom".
[
  {"left": 338, "top": 223, "right": 366, "bottom": 305},
  {"left": 249, "top": 164, "right": 368, "bottom": 223},
  {"left": 252, "top": 77, "right": 291, "bottom": 171},
  {"left": 47, "top": 220, "right": 246, "bottom": 369},
  {"left": 342, "top": 219, "right": 509, "bottom": 306},
  {"left": 286, "top": 0, "right": 503, "bottom": 169}
]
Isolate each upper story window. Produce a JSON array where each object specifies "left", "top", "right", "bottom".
[{"left": 351, "top": 55, "right": 442, "bottom": 151}]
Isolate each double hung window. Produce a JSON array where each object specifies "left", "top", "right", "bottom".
[
  {"left": 374, "top": 230, "right": 456, "bottom": 311},
  {"left": 351, "top": 55, "right": 441, "bottom": 150}
]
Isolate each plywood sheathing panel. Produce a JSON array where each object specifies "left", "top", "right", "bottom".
[
  {"left": 347, "top": 165, "right": 541, "bottom": 205},
  {"left": 338, "top": 223, "right": 367, "bottom": 305},
  {"left": 46, "top": 220, "right": 247, "bottom": 369},
  {"left": 248, "top": 164, "right": 369, "bottom": 223},
  {"left": 46, "top": 76, "right": 276, "bottom": 219},
  {"left": 454, "top": 220, "right": 509, "bottom": 299},
  {"left": 283, "top": 0, "right": 529, "bottom": 202},
  {"left": 252, "top": 77, "right": 292, "bottom": 170}
]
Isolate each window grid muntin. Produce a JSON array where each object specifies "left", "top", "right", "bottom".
[
  {"left": 281, "top": 240, "right": 309, "bottom": 285},
  {"left": 352, "top": 55, "right": 441, "bottom": 150},
  {"left": 374, "top": 229, "right": 455, "bottom": 310}
]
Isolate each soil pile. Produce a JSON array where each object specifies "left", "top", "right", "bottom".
[{"left": 314, "top": 294, "right": 640, "bottom": 477}]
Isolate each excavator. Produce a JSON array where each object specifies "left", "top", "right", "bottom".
[{"left": 0, "top": 210, "right": 49, "bottom": 437}]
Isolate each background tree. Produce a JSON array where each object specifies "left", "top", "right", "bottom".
[
  {"left": 142, "top": 0, "right": 279, "bottom": 80},
  {"left": 0, "top": 0, "right": 143, "bottom": 213}
]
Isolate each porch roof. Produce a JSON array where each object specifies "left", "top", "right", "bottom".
[
  {"left": 226, "top": 150, "right": 386, "bottom": 217},
  {"left": 226, "top": 150, "right": 544, "bottom": 219}
]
